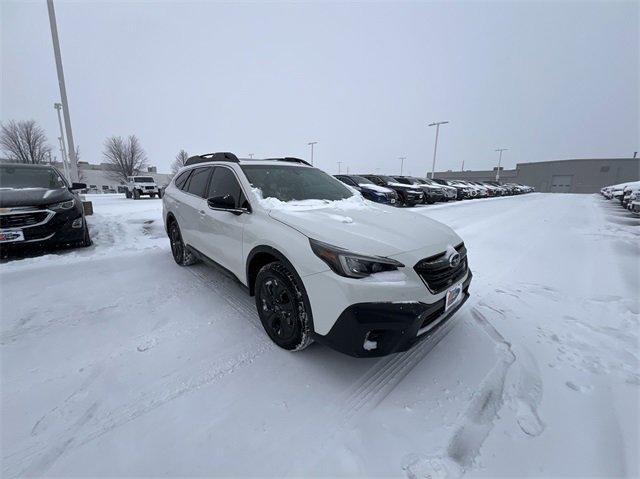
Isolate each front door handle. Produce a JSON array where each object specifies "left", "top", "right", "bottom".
[{"left": 199, "top": 210, "right": 206, "bottom": 216}]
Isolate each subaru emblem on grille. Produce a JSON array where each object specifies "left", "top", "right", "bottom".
[{"left": 449, "top": 252, "right": 460, "bottom": 268}]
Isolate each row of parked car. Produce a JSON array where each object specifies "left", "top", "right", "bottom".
[
  {"left": 334, "top": 174, "right": 534, "bottom": 207},
  {"left": 601, "top": 181, "right": 640, "bottom": 214}
]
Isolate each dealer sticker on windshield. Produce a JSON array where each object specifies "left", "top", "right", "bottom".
[
  {"left": 444, "top": 282, "right": 463, "bottom": 312},
  {"left": 0, "top": 230, "right": 24, "bottom": 243}
]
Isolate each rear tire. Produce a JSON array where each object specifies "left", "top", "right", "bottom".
[
  {"left": 255, "top": 262, "right": 312, "bottom": 351},
  {"left": 168, "top": 221, "right": 198, "bottom": 266},
  {"left": 125, "top": 190, "right": 132, "bottom": 199},
  {"left": 133, "top": 189, "right": 140, "bottom": 200}
]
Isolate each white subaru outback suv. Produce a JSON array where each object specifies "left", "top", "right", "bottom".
[{"left": 163, "top": 152, "right": 471, "bottom": 357}]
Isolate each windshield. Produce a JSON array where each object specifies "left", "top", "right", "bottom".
[
  {"left": 241, "top": 165, "right": 354, "bottom": 202},
  {"left": 351, "top": 175, "right": 375, "bottom": 185},
  {"left": 392, "top": 177, "right": 412, "bottom": 185},
  {"left": 378, "top": 175, "right": 400, "bottom": 184},
  {"left": 0, "top": 166, "right": 67, "bottom": 190},
  {"left": 134, "top": 177, "right": 155, "bottom": 183}
]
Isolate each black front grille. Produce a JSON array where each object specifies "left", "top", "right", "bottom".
[
  {"left": 414, "top": 243, "right": 468, "bottom": 293},
  {"left": 145, "top": 186, "right": 155, "bottom": 190},
  {"left": 0, "top": 211, "right": 49, "bottom": 229}
]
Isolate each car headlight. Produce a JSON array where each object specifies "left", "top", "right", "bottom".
[
  {"left": 309, "top": 238, "right": 405, "bottom": 278},
  {"left": 49, "top": 199, "right": 75, "bottom": 211}
]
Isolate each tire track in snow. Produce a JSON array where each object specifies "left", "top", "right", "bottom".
[
  {"left": 7, "top": 337, "right": 274, "bottom": 479},
  {"left": 6, "top": 264, "right": 275, "bottom": 479},
  {"left": 286, "top": 311, "right": 463, "bottom": 475}
]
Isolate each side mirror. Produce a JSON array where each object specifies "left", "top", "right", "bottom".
[
  {"left": 71, "top": 182, "right": 86, "bottom": 190},
  {"left": 207, "top": 195, "right": 247, "bottom": 215}
]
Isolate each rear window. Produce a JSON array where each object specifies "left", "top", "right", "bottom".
[
  {"left": 174, "top": 170, "right": 191, "bottom": 190},
  {"left": 185, "top": 167, "right": 212, "bottom": 198}
]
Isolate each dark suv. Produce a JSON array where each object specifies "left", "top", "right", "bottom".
[
  {"left": 0, "top": 163, "right": 90, "bottom": 256},
  {"left": 359, "top": 174, "right": 424, "bottom": 206},
  {"left": 393, "top": 176, "right": 445, "bottom": 204},
  {"left": 334, "top": 175, "right": 399, "bottom": 205}
]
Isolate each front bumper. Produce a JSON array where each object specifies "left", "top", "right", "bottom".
[
  {"left": 0, "top": 207, "right": 86, "bottom": 255},
  {"left": 312, "top": 271, "right": 472, "bottom": 357}
]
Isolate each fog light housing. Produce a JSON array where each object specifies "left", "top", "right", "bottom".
[{"left": 72, "top": 217, "right": 83, "bottom": 228}]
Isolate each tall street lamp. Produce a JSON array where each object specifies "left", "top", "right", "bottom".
[
  {"left": 337, "top": 161, "right": 342, "bottom": 174},
  {"left": 54, "top": 103, "right": 70, "bottom": 181},
  {"left": 399, "top": 156, "right": 406, "bottom": 176},
  {"left": 307, "top": 141, "right": 317, "bottom": 165},
  {"left": 428, "top": 121, "right": 449, "bottom": 179},
  {"left": 47, "top": 0, "right": 78, "bottom": 182},
  {"left": 495, "top": 148, "right": 508, "bottom": 181}
]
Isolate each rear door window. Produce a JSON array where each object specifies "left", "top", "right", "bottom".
[{"left": 185, "top": 167, "right": 213, "bottom": 198}]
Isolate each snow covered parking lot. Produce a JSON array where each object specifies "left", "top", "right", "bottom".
[{"left": 1, "top": 193, "right": 638, "bottom": 477}]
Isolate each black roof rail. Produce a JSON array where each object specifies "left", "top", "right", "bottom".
[
  {"left": 185, "top": 152, "right": 239, "bottom": 166},
  {"left": 262, "top": 157, "right": 312, "bottom": 167}
]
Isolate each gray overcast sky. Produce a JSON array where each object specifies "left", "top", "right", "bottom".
[{"left": 1, "top": 1, "right": 638, "bottom": 175}]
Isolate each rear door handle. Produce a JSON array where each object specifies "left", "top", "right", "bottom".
[{"left": 199, "top": 210, "right": 206, "bottom": 216}]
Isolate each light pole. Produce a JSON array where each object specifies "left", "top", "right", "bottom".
[
  {"left": 428, "top": 121, "right": 449, "bottom": 179},
  {"left": 54, "top": 102, "right": 70, "bottom": 181},
  {"left": 337, "top": 161, "right": 342, "bottom": 174},
  {"left": 47, "top": 0, "right": 78, "bottom": 182},
  {"left": 399, "top": 156, "right": 406, "bottom": 175},
  {"left": 495, "top": 148, "right": 508, "bottom": 181},
  {"left": 58, "top": 136, "right": 70, "bottom": 180},
  {"left": 307, "top": 141, "right": 317, "bottom": 165}
]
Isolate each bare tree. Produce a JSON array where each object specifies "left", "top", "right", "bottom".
[
  {"left": 102, "top": 135, "right": 148, "bottom": 182},
  {"left": 0, "top": 120, "right": 52, "bottom": 164},
  {"left": 171, "top": 149, "right": 189, "bottom": 175}
]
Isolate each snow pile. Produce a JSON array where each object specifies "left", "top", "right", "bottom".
[{"left": 250, "top": 187, "right": 371, "bottom": 211}]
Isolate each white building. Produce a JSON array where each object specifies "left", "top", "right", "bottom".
[{"left": 57, "top": 161, "right": 173, "bottom": 193}]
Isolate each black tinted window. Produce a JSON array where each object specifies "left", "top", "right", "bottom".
[
  {"left": 208, "top": 167, "right": 244, "bottom": 206},
  {"left": 185, "top": 167, "right": 212, "bottom": 198},
  {"left": 174, "top": 170, "right": 191, "bottom": 190},
  {"left": 337, "top": 176, "right": 356, "bottom": 186}
]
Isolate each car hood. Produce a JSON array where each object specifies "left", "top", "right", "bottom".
[
  {"left": 267, "top": 200, "right": 461, "bottom": 257},
  {"left": 0, "top": 188, "right": 72, "bottom": 208}
]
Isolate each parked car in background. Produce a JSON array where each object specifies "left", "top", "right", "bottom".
[
  {"left": 163, "top": 152, "right": 472, "bottom": 357},
  {"left": 621, "top": 183, "right": 640, "bottom": 208},
  {"left": 125, "top": 176, "right": 160, "bottom": 199},
  {"left": 419, "top": 178, "right": 458, "bottom": 201},
  {"left": 449, "top": 180, "right": 478, "bottom": 199},
  {"left": 360, "top": 174, "right": 425, "bottom": 206},
  {"left": 334, "top": 175, "right": 399, "bottom": 205},
  {"left": 432, "top": 179, "right": 469, "bottom": 200},
  {"left": 392, "top": 176, "right": 445, "bottom": 204},
  {"left": 0, "top": 163, "right": 91, "bottom": 256}
]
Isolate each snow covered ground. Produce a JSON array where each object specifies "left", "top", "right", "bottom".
[{"left": 1, "top": 193, "right": 638, "bottom": 477}]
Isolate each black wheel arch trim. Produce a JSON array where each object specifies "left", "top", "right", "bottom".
[{"left": 246, "top": 245, "right": 315, "bottom": 333}]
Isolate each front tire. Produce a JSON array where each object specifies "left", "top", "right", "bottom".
[
  {"left": 168, "top": 221, "right": 198, "bottom": 266},
  {"left": 133, "top": 189, "right": 140, "bottom": 200},
  {"left": 255, "top": 262, "right": 312, "bottom": 351}
]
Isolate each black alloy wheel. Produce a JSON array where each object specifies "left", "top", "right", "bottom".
[
  {"left": 255, "top": 262, "right": 312, "bottom": 351},
  {"left": 169, "top": 221, "right": 197, "bottom": 266}
]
